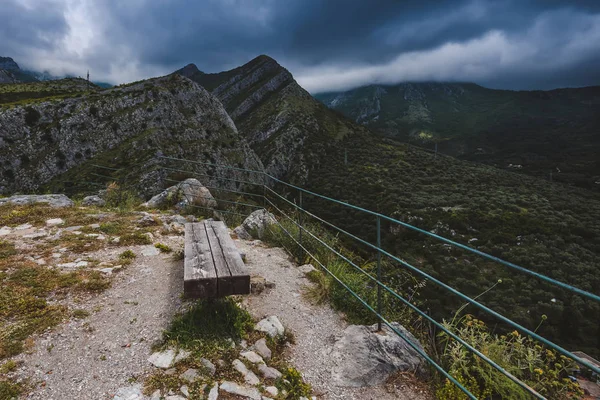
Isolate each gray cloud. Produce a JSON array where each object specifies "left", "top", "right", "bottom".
[{"left": 0, "top": 0, "right": 599, "bottom": 91}]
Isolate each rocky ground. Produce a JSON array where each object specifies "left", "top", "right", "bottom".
[{"left": 0, "top": 198, "right": 431, "bottom": 400}]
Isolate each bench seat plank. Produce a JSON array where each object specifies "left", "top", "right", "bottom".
[
  {"left": 184, "top": 221, "right": 250, "bottom": 298},
  {"left": 184, "top": 222, "right": 217, "bottom": 298}
]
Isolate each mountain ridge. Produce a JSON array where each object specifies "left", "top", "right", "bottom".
[{"left": 315, "top": 81, "right": 600, "bottom": 188}]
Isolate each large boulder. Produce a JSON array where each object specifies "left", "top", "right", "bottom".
[
  {"left": 0, "top": 194, "right": 74, "bottom": 208},
  {"left": 142, "top": 178, "right": 216, "bottom": 210},
  {"left": 235, "top": 209, "right": 276, "bottom": 240},
  {"left": 331, "top": 322, "right": 425, "bottom": 387}
]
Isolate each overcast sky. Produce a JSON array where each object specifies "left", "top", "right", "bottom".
[{"left": 1, "top": 0, "right": 600, "bottom": 93}]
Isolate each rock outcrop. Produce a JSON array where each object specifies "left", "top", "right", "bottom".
[
  {"left": 0, "top": 194, "right": 74, "bottom": 208},
  {"left": 142, "top": 178, "right": 216, "bottom": 210},
  {"left": 235, "top": 208, "right": 276, "bottom": 240},
  {"left": 177, "top": 55, "right": 365, "bottom": 183},
  {"left": 0, "top": 74, "right": 263, "bottom": 195},
  {"left": 331, "top": 322, "right": 425, "bottom": 387}
]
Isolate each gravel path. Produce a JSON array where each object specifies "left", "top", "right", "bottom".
[
  {"left": 16, "top": 237, "right": 185, "bottom": 400},
  {"left": 236, "top": 238, "right": 431, "bottom": 400}
]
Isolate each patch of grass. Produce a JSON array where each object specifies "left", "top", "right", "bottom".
[
  {"left": 0, "top": 257, "right": 110, "bottom": 360},
  {"left": 154, "top": 243, "right": 172, "bottom": 253},
  {"left": 278, "top": 367, "right": 312, "bottom": 399},
  {"left": 71, "top": 309, "right": 90, "bottom": 319},
  {"left": 119, "top": 249, "right": 136, "bottom": 260},
  {"left": 0, "top": 379, "right": 24, "bottom": 400},
  {"left": 0, "top": 360, "right": 18, "bottom": 374},
  {"left": 0, "top": 203, "right": 99, "bottom": 227},
  {"left": 161, "top": 298, "right": 253, "bottom": 355},
  {"left": 120, "top": 232, "right": 152, "bottom": 246},
  {"left": 0, "top": 241, "right": 17, "bottom": 258}
]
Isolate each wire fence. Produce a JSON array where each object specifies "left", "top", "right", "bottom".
[{"left": 77, "top": 155, "right": 600, "bottom": 399}]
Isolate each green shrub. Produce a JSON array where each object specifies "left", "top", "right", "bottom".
[
  {"left": 154, "top": 243, "right": 172, "bottom": 253},
  {"left": 436, "top": 315, "right": 583, "bottom": 399}
]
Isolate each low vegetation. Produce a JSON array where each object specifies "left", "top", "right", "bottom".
[
  {"left": 261, "top": 211, "right": 586, "bottom": 399},
  {"left": 145, "top": 298, "right": 312, "bottom": 399}
]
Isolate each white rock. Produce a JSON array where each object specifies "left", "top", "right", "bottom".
[
  {"left": 0, "top": 226, "right": 12, "bottom": 236},
  {"left": 165, "top": 396, "right": 186, "bottom": 400},
  {"left": 64, "top": 226, "right": 83, "bottom": 231},
  {"left": 201, "top": 358, "right": 216, "bottom": 375},
  {"left": 298, "top": 264, "right": 316, "bottom": 274},
  {"left": 36, "top": 259, "right": 47, "bottom": 265},
  {"left": 240, "top": 209, "right": 276, "bottom": 240},
  {"left": 141, "top": 245, "right": 160, "bottom": 256},
  {"left": 258, "top": 363, "right": 282, "bottom": 380},
  {"left": 46, "top": 218, "right": 65, "bottom": 227},
  {"left": 150, "top": 390, "right": 161, "bottom": 400},
  {"left": 148, "top": 349, "right": 176, "bottom": 369},
  {"left": 112, "top": 236, "right": 121, "bottom": 243},
  {"left": 253, "top": 338, "right": 272, "bottom": 360},
  {"left": 255, "top": 316, "right": 285, "bottom": 338},
  {"left": 15, "top": 223, "right": 33, "bottom": 230},
  {"left": 113, "top": 384, "right": 145, "bottom": 400},
  {"left": 99, "top": 268, "right": 115, "bottom": 275},
  {"left": 240, "top": 351, "right": 264, "bottom": 364},
  {"left": 180, "top": 385, "right": 189, "bottom": 397},
  {"left": 52, "top": 253, "right": 62, "bottom": 258},
  {"left": 174, "top": 350, "right": 191, "bottom": 364},
  {"left": 0, "top": 194, "right": 73, "bottom": 208},
  {"left": 232, "top": 359, "right": 260, "bottom": 385},
  {"left": 208, "top": 383, "right": 219, "bottom": 400},
  {"left": 265, "top": 386, "right": 279, "bottom": 397},
  {"left": 219, "top": 381, "right": 261, "bottom": 400},
  {"left": 23, "top": 232, "right": 47, "bottom": 239},
  {"left": 331, "top": 322, "right": 425, "bottom": 387},
  {"left": 89, "top": 223, "right": 101, "bottom": 229},
  {"left": 179, "top": 368, "right": 198, "bottom": 383}
]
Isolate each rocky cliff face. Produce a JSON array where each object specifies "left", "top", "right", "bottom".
[
  {"left": 0, "top": 74, "right": 262, "bottom": 195},
  {"left": 0, "top": 56, "right": 38, "bottom": 84},
  {"left": 178, "top": 55, "right": 368, "bottom": 183}
]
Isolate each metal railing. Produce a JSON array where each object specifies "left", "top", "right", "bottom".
[{"left": 76, "top": 155, "right": 600, "bottom": 399}]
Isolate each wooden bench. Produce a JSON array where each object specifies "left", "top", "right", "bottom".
[{"left": 184, "top": 220, "right": 250, "bottom": 298}]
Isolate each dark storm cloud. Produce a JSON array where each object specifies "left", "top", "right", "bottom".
[
  {"left": 0, "top": 0, "right": 599, "bottom": 91},
  {"left": 0, "top": 0, "right": 68, "bottom": 60}
]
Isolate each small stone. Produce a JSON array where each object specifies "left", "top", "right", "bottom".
[
  {"left": 36, "top": 259, "right": 47, "bottom": 265},
  {"left": 52, "top": 253, "right": 62, "bottom": 258},
  {"left": 299, "top": 264, "right": 316, "bottom": 274},
  {"left": 45, "top": 219, "right": 63, "bottom": 228},
  {"left": 179, "top": 368, "right": 198, "bottom": 382},
  {"left": 174, "top": 350, "right": 191, "bottom": 364},
  {"left": 250, "top": 276, "right": 266, "bottom": 294},
  {"left": 98, "top": 261, "right": 112, "bottom": 267},
  {"left": 99, "top": 268, "right": 114, "bottom": 275},
  {"left": 200, "top": 358, "right": 216, "bottom": 376},
  {"left": 265, "top": 386, "right": 278, "bottom": 397},
  {"left": 240, "top": 339, "right": 248, "bottom": 349},
  {"left": 82, "top": 195, "right": 106, "bottom": 207},
  {"left": 141, "top": 246, "right": 160, "bottom": 256},
  {"left": 113, "top": 384, "right": 144, "bottom": 400},
  {"left": 0, "top": 226, "right": 12, "bottom": 236},
  {"left": 150, "top": 390, "right": 161, "bottom": 400},
  {"left": 145, "top": 232, "right": 154, "bottom": 241},
  {"left": 208, "top": 383, "right": 219, "bottom": 400},
  {"left": 15, "top": 223, "right": 33, "bottom": 230},
  {"left": 240, "top": 351, "right": 263, "bottom": 364},
  {"left": 232, "top": 359, "right": 260, "bottom": 385},
  {"left": 253, "top": 339, "right": 272, "bottom": 360},
  {"left": 255, "top": 316, "right": 285, "bottom": 338},
  {"left": 180, "top": 385, "right": 189, "bottom": 397},
  {"left": 165, "top": 396, "right": 186, "bottom": 400},
  {"left": 112, "top": 236, "right": 121, "bottom": 243},
  {"left": 258, "top": 364, "right": 282, "bottom": 380},
  {"left": 148, "top": 349, "right": 176, "bottom": 369},
  {"left": 97, "top": 234, "right": 106, "bottom": 240},
  {"left": 138, "top": 215, "right": 157, "bottom": 226},
  {"left": 64, "top": 226, "right": 83, "bottom": 231},
  {"left": 219, "top": 381, "right": 261, "bottom": 400},
  {"left": 23, "top": 232, "right": 47, "bottom": 239},
  {"left": 164, "top": 368, "right": 177, "bottom": 376},
  {"left": 89, "top": 223, "right": 101, "bottom": 229}
]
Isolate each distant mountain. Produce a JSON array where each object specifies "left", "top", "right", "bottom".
[
  {"left": 0, "top": 56, "right": 38, "bottom": 83},
  {"left": 316, "top": 83, "right": 600, "bottom": 189},
  {"left": 0, "top": 75, "right": 260, "bottom": 195},
  {"left": 176, "top": 55, "right": 368, "bottom": 181}
]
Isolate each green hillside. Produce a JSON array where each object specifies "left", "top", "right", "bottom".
[
  {"left": 304, "top": 132, "right": 600, "bottom": 357},
  {"left": 316, "top": 83, "right": 600, "bottom": 189}
]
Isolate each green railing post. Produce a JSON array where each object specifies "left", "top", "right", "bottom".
[
  {"left": 298, "top": 190, "right": 303, "bottom": 261},
  {"left": 377, "top": 215, "right": 382, "bottom": 331}
]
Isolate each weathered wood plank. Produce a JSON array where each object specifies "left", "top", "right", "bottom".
[
  {"left": 184, "top": 222, "right": 217, "bottom": 298},
  {"left": 209, "top": 221, "right": 250, "bottom": 295}
]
